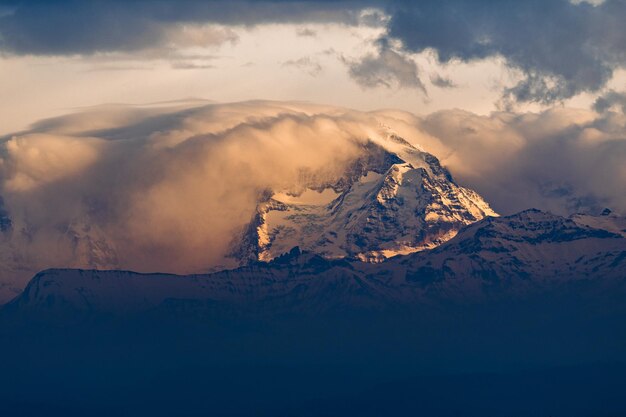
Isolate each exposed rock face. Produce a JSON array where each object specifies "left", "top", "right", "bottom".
[{"left": 232, "top": 135, "right": 497, "bottom": 264}]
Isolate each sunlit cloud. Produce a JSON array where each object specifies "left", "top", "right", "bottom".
[{"left": 0, "top": 100, "right": 624, "bottom": 302}]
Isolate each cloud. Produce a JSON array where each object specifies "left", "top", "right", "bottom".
[
  {"left": 0, "top": 101, "right": 391, "bottom": 295},
  {"left": 1, "top": 100, "right": 625, "bottom": 301},
  {"left": 83, "top": 65, "right": 155, "bottom": 73},
  {"left": 296, "top": 28, "right": 317, "bottom": 37},
  {"left": 2, "top": 134, "right": 105, "bottom": 192},
  {"left": 0, "top": 0, "right": 371, "bottom": 55},
  {"left": 170, "top": 62, "right": 216, "bottom": 70},
  {"left": 430, "top": 74, "right": 457, "bottom": 89},
  {"left": 282, "top": 56, "right": 322, "bottom": 76},
  {"left": 408, "top": 107, "right": 626, "bottom": 216},
  {"left": 593, "top": 90, "right": 626, "bottom": 113},
  {"left": 163, "top": 24, "right": 239, "bottom": 49},
  {"left": 345, "top": 39, "right": 426, "bottom": 92},
  {"left": 384, "top": 0, "right": 626, "bottom": 104},
  {"left": 5, "top": 0, "right": 626, "bottom": 106}
]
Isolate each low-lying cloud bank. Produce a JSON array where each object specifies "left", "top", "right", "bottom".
[{"left": 0, "top": 100, "right": 625, "bottom": 299}]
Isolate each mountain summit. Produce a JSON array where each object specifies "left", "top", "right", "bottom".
[
  {"left": 231, "top": 133, "right": 496, "bottom": 264},
  {"left": 0, "top": 127, "right": 496, "bottom": 304}
]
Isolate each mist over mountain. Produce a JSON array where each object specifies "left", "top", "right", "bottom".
[
  {"left": 1, "top": 100, "right": 625, "bottom": 303},
  {"left": 231, "top": 132, "right": 496, "bottom": 264},
  {"left": 3, "top": 2, "right": 626, "bottom": 415},
  {"left": 1, "top": 98, "right": 626, "bottom": 416}
]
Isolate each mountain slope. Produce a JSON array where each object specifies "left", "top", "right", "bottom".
[
  {"left": 385, "top": 209, "right": 626, "bottom": 298},
  {"left": 571, "top": 209, "right": 626, "bottom": 238},
  {"left": 5, "top": 210, "right": 625, "bottom": 318}
]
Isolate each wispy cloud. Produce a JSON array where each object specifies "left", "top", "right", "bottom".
[
  {"left": 430, "top": 74, "right": 458, "bottom": 89},
  {"left": 171, "top": 62, "right": 215, "bottom": 70},
  {"left": 344, "top": 39, "right": 426, "bottom": 93},
  {"left": 296, "top": 28, "right": 317, "bottom": 37},
  {"left": 282, "top": 56, "right": 322, "bottom": 76}
]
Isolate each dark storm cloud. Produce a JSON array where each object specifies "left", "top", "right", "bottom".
[
  {"left": 0, "top": 0, "right": 373, "bottom": 55},
  {"left": 594, "top": 90, "right": 626, "bottom": 113},
  {"left": 3, "top": 0, "right": 626, "bottom": 104},
  {"left": 346, "top": 38, "right": 426, "bottom": 92},
  {"left": 385, "top": 0, "right": 626, "bottom": 104}
]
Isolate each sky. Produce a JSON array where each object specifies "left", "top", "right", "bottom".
[
  {"left": 1, "top": 0, "right": 626, "bottom": 298},
  {"left": 2, "top": 0, "right": 626, "bottom": 135}
]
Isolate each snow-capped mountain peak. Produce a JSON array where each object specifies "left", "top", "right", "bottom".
[{"left": 231, "top": 134, "right": 497, "bottom": 264}]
